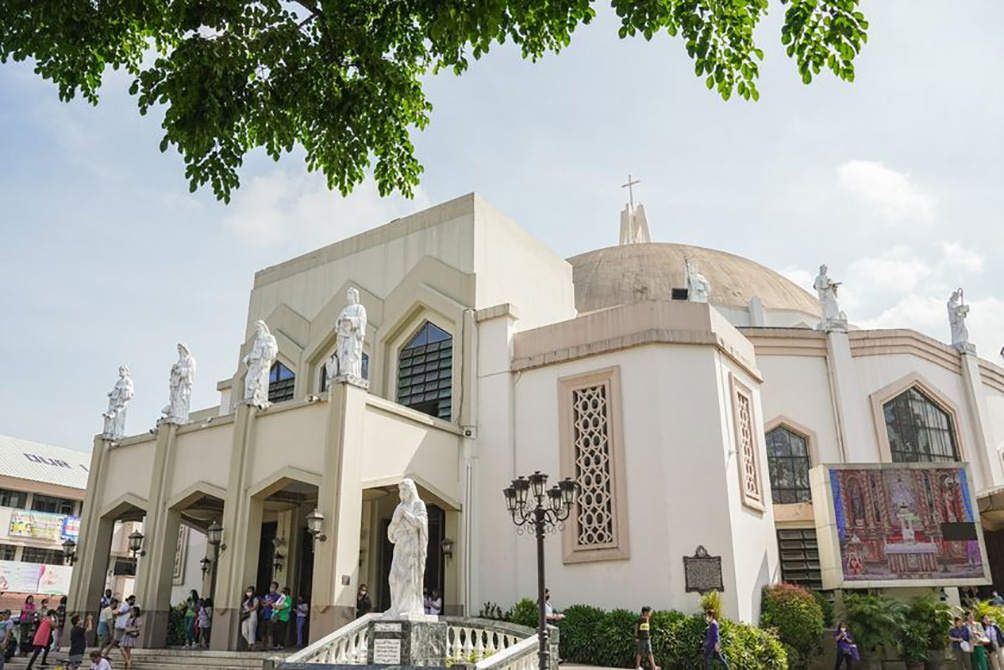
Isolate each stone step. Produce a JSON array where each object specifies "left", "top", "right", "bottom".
[{"left": 2, "top": 648, "right": 290, "bottom": 670}]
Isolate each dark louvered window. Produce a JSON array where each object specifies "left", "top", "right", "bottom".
[
  {"left": 268, "top": 362, "right": 295, "bottom": 403},
  {"left": 397, "top": 323, "right": 452, "bottom": 421},
  {"left": 777, "top": 528, "right": 822, "bottom": 590}
]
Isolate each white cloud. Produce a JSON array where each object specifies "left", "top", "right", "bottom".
[
  {"left": 837, "top": 160, "right": 935, "bottom": 222},
  {"left": 224, "top": 170, "right": 431, "bottom": 248},
  {"left": 858, "top": 294, "right": 1004, "bottom": 357},
  {"left": 939, "top": 241, "right": 985, "bottom": 274},
  {"left": 848, "top": 246, "right": 932, "bottom": 294}
]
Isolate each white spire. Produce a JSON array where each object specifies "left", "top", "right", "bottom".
[{"left": 619, "top": 174, "right": 652, "bottom": 245}]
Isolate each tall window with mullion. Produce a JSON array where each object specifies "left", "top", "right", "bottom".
[
  {"left": 268, "top": 361, "right": 296, "bottom": 403},
  {"left": 883, "top": 387, "right": 960, "bottom": 463},
  {"left": 765, "top": 426, "right": 811, "bottom": 504},
  {"left": 397, "top": 322, "right": 452, "bottom": 421}
]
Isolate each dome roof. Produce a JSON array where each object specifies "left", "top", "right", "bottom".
[{"left": 568, "top": 243, "right": 821, "bottom": 316}]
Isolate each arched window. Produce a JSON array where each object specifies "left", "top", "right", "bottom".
[
  {"left": 268, "top": 361, "right": 295, "bottom": 403},
  {"left": 765, "top": 426, "right": 812, "bottom": 504},
  {"left": 320, "top": 352, "right": 369, "bottom": 392},
  {"left": 397, "top": 322, "right": 452, "bottom": 420},
  {"left": 883, "top": 387, "right": 959, "bottom": 462}
]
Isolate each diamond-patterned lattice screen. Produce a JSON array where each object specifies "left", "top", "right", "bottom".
[
  {"left": 571, "top": 384, "right": 616, "bottom": 548},
  {"left": 735, "top": 388, "right": 763, "bottom": 506}
]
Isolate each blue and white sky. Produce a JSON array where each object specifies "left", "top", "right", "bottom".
[{"left": 2, "top": 0, "right": 1003, "bottom": 451}]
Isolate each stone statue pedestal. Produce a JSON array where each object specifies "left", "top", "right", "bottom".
[{"left": 367, "top": 618, "right": 447, "bottom": 667}]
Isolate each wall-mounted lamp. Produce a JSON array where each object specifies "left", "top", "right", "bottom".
[
  {"left": 306, "top": 509, "right": 327, "bottom": 542},
  {"left": 127, "top": 530, "right": 146, "bottom": 558},
  {"left": 441, "top": 537, "right": 454, "bottom": 561},
  {"left": 62, "top": 538, "right": 77, "bottom": 566},
  {"left": 207, "top": 519, "right": 227, "bottom": 552}
]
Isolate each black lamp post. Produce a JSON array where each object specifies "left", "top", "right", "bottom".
[
  {"left": 503, "top": 472, "right": 579, "bottom": 670},
  {"left": 206, "top": 520, "right": 225, "bottom": 604}
]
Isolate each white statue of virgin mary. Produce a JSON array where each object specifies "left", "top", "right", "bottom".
[{"left": 386, "top": 478, "right": 429, "bottom": 617}]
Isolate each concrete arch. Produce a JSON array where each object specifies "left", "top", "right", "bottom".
[
  {"left": 249, "top": 466, "right": 323, "bottom": 500},
  {"left": 100, "top": 492, "right": 148, "bottom": 520},
  {"left": 167, "top": 481, "right": 228, "bottom": 511}
]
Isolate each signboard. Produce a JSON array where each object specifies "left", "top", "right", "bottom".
[
  {"left": 812, "top": 463, "right": 990, "bottom": 589},
  {"left": 373, "top": 639, "right": 402, "bottom": 665},
  {"left": 0, "top": 561, "right": 72, "bottom": 595},
  {"left": 683, "top": 545, "right": 724, "bottom": 594},
  {"left": 9, "top": 511, "right": 80, "bottom": 542},
  {"left": 37, "top": 564, "right": 72, "bottom": 595}
]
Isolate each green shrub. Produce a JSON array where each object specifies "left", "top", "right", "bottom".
[
  {"left": 478, "top": 602, "right": 512, "bottom": 622},
  {"left": 510, "top": 598, "right": 539, "bottom": 629},
  {"left": 556, "top": 604, "right": 606, "bottom": 662},
  {"left": 907, "top": 595, "right": 953, "bottom": 652},
  {"left": 721, "top": 619, "right": 788, "bottom": 670},
  {"left": 841, "top": 592, "right": 906, "bottom": 655},
  {"left": 760, "top": 583, "right": 824, "bottom": 669},
  {"left": 700, "top": 591, "right": 723, "bottom": 616},
  {"left": 900, "top": 620, "right": 930, "bottom": 663},
  {"left": 812, "top": 591, "right": 835, "bottom": 628},
  {"left": 593, "top": 608, "right": 639, "bottom": 669},
  {"left": 166, "top": 602, "right": 187, "bottom": 647}
]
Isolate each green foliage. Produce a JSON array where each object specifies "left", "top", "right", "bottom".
[
  {"left": 0, "top": 0, "right": 869, "bottom": 202},
  {"left": 899, "top": 620, "right": 930, "bottom": 664},
  {"left": 593, "top": 608, "right": 640, "bottom": 668},
  {"left": 700, "top": 590, "right": 724, "bottom": 616},
  {"left": 760, "top": 584, "right": 825, "bottom": 669},
  {"left": 556, "top": 604, "right": 607, "bottom": 662},
  {"left": 812, "top": 590, "right": 835, "bottom": 628},
  {"left": 510, "top": 598, "right": 539, "bottom": 629},
  {"left": 477, "top": 602, "right": 512, "bottom": 622},
  {"left": 969, "top": 600, "right": 1004, "bottom": 628},
  {"left": 166, "top": 602, "right": 188, "bottom": 647},
  {"left": 841, "top": 592, "right": 906, "bottom": 655},
  {"left": 907, "top": 595, "right": 953, "bottom": 652}
]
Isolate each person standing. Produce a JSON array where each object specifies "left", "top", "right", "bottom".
[
  {"left": 114, "top": 596, "right": 136, "bottom": 652},
  {"left": 993, "top": 592, "right": 1004, "bottom": 607},
  {"left": 982, "top": 615, "right": 1001, "bottom": 670},
  {"left": 543, "top": 589, "right": 564, "bottom": 623},
  {"left": 426, "top": 590, "right": 442, "bottom": 616},
  {"left": 99, "top": 590, "right": 113, "bottom": 612},
  {"left": 240, "top": 587, "right": 258, "bottom": 651},
  {"left": 355, "top": 585, "right": 371, "bottom": 619},
  {"left": 969, "top": 612, "right": 990, "bottom": 670},
  {"left": 198, "top": 598, "right": 213, "bottom": 648},
  {"left": 19, "top": 596, "right": 36, "bottom": 656},
  {"left": 0, "top": 610, "right": 14, "bottom": 670},
  {"left": 952, "top": 617, "right": 974, "bottom": 670},
  {"left": 834, "top": 622, "right": 856, "bottom": 670},
  {"left": 259, "top": 583, "right": 278, "bottom": 647},
  {"left": 296, "top": 598, "right": 309, "bottom": 648},
  {"left": 68, "top": 614, "right": 93, "bottom": 670},
  {"left": 272, "top": 587, "right": 291, "bottom": 650},
  {"left": 119, "top": 606, "right": 142, "bottom": 670},
  {"left": 183, "top": 592, "right": 198, "bottom": 648},
  {"left": 633, "top": 606, "right": 659, "bottom": 670},
  {"left": 25, "top": 609, "right": 55, "bottom": 670},
  {"left": 53, "top": 596, "right": 67, "bottom": 653},
  {"left": 703, "top": 610, "right": 730, "bottom": 670}
]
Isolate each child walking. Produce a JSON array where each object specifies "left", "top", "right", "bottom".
[{"left": 634, "top": 606, "right": 660, "bottom": 670}]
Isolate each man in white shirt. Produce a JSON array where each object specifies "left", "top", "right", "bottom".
[
  {"left": 89, "top": 649, "right": 112, "bottom": 670},
  {"left": 114, "top": 596, "right": 135, "bottom": 647}
]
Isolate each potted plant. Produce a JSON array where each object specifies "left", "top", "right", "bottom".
[
  {"left": 901, "top": 621, "right": 929, "bottom": 670},
  {"left": 907, "top": 595, "right": 953, "bottom": 670}
]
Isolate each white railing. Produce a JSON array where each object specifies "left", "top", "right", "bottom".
[
  {"left": 283, "top": 613, "right": 376, "bottom": 665},
  {"left": 446, "top": 621, "right": 526, "bottom": 664},
  {"left": 473, "top": 635, "right": 538, "bottom": 670}
]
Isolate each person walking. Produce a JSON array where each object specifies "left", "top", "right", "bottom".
[
  {"left": 703, "top": 610, "right": 730, "bottom": 670},
  {"left": 97, "top": 598, "right": 117, "bottom": 659},
  {"left": 240, "top": 587, "right": 258, "bottom": 651},
  {"left": 25, "top": 609, "right": 55, "bottom": 670},
  {"left": 114, "top": 596, "right": 136, "bottom": 652},
  {"left": 99, "top": 591, "right": 113, "bottom": 612},
  {"left": 969, "top": 612, "right": 990, "bottom": 670},
  {"left": 982, "top": 615, "right": 1001, "bottom": 670},
  {"left": 198, "top": 598, "right": 213, "bottom": 648},
  {"left": 834, "top": 622, "right": 857, "bottom": 670},
  {"left": 952, "top": 617, "right": 974, "bottom": 670},
  {"left": 633, "top": 606, "right": 659, "bottom": 670},
  {"left": 19, "top": 596, "right": 36, "bottom": 657},
  {"left": 119, "top": 606, "right": 142, "bottom": 670},
  {"left": 67, "top": 614, "right": 93, "bottom": 670},
  {"left": 296, "top": 598, "right": 309, "bottom": 648},
  {"left": 355, "top": 585, "right": 371, "bottom": 619},
  {"left": 0, "top": 610, "right": 15, "bottom": 669}
]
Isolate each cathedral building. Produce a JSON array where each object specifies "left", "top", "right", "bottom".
[{"left": 68, "top": 193, "right": 1003, "bottom": 649}]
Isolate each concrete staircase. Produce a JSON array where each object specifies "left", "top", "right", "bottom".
[{"left": 3, "top": 648, "right": 290, "bottom": 670}]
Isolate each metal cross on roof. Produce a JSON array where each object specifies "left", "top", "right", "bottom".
[{"left": 621, "top": 174, "right": 641, "bottom": 211}]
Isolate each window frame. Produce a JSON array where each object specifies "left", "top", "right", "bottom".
[
  {"left": 763, "top": 417, "right": 820, "bottom": 507},
  {"left": 267, "top": 360, "right": 296, "bottom": 404},
  {"left": 869, "top": 374, "right": 967, "bottom": 465},
  {"left": 558, "top": 366, "right": 630, "bottom": 564},
  {"left": 31, "top": 493, "right": 76, "bottom": 516},
  {"left": 21, "top": 546, "right": 64, "bottom": 565},
  {"left": 0, "top": 489, "right": 28, "bottom": 510},
  {"left": 731, "top": 374, "right": 765, "bottom": 512},
  {"left": 396, "top": 321, "right": 454, "bottom": 421}
]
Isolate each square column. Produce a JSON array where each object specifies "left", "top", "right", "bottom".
[
  {"left": 310, "top": 381, "right": 367, "bottom": 639},
  {"left": 68, "top": 437, "right": 114, "bottom": 617}
]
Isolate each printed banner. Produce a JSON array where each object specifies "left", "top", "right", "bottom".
[
  {"left": 9, "top": 510, "right": 80, "bottom": 542},
  {"left": 0, "top": 562, "right": 44, "bottom": 593},
  {"left": 37, "top": 564, "right": 72, "bottom": 595}
]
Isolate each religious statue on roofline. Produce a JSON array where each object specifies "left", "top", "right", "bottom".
[
  {"left": 386, "top": 478, "right": 429, "bottom": 618},
  {"left": 102, "top": 365, "right": 134, "bottom": 439},
  {"left": 947, "top": 288, "right": 971, "bottom": 352},
  {"left": 243, "top": 320, "right": 279, "bottom": 409},
  {"left": 161, "top": 343, "right": 196, "bottom": 425},
  {"left": 326, "top": 286, "right": 368, "bottom": 389},
  {"left": 685, "top": 258, "right": 711, "bottom": 304},
  {"left": 814, "top": 264, "right": 847, "bottom": 331}
]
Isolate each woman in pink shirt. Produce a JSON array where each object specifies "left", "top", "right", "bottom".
[{"left": 26, "top": 609, "right": 54, "bottom": 670}]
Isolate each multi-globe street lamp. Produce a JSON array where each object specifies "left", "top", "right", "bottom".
[{"left": 503, "top": 472, "right": 579, "bottom": 670}]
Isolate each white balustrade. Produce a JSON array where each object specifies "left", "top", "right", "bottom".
[
  {"left": 283, "top": 612, "right": 375, "bottom": 665},
  {"left": 446, "top": 622, "right": 525, "bottom": 664},
  {"left": 474, "top": 634, "right": 539, "bottom": 670}
]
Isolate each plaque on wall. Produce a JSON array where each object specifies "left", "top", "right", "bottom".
[
  {"left": 373, "top": 638, "right": 402, "bottom": 665},
  {"left": 683, "top": 545, "right": 724, "bottom": 594}
]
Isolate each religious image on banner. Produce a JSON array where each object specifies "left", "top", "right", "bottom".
[
  {"left": 830, "top": 466, "right": 984, "bottom": 582},
  {"left": 0, "top": 561, "right": 44, "bottom": 593},
  {"left": 37, "top": 564, "right": 73, "bottom": 595},
  {"left": 9, "top": 510, "right": 80, "bottom": 542}
]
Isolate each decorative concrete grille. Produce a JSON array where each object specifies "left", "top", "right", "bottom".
[
  {"left": 571, "top": 383, "right": 615, "bottom": 547},
  {"left": 735, "top": 389, "right": 762, "bottom": 504}
]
